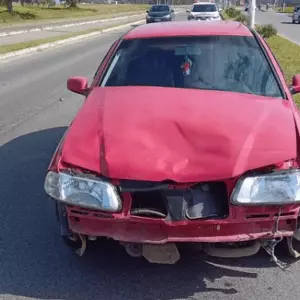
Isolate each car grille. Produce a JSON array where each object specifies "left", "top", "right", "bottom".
[
  {"left": 118, "top": 180, "right": 229, "bottom": 221},
  {"left": 196, "top": 16, "right": 211, "bottom": 20}
]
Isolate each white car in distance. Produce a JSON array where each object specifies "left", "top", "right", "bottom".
[
  {"left": 186, "top": 2, "right": 222, "bottom": 21},
  {"left": 292, "top": 6, "right": 300, "bottom": 24}
]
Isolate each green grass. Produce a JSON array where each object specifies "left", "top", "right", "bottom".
[
  {"left": 220, "top": 11, "right": 229, "bottom": 20},
  {"left": 221, "top": 9, "right": 300, "bottom": 106},
  {"left": 0, "top": 20, "right": 140, "bottom": 54},
  {"left": 0, "top": 4, "right": 149, "bottom": 25},
  {"left": 267, "top": 35, "right": 300, "bottom": 105},
  {"left": 275, "top": 7, "right": 294, "bottom": 13}
]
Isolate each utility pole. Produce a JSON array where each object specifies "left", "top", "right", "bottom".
[{"left": 249, "top": 0, "right": 256, "bottom": 29}]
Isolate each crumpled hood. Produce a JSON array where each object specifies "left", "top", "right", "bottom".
[{"left": 60, "top": 86, "right": 297, "bottom": 182}]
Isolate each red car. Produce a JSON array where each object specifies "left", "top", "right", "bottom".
[{"left": 45, "top": 21, "right": 300, "bottom": 266}]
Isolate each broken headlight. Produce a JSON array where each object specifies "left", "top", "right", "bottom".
[
  {"left": 231, "top": 170, "right": 300, "bottom": 205},
  {"left": 44, "top": 171, "right": 122, "bottom": 212}
]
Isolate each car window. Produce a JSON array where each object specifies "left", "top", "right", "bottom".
[
  {"left": 192, "top": 4, "right": 217, "bottom": 12},
  {"left": 150, "top": 5, "right": 170, "bottom": 12},
  {"left": 93, "top": 40, "right": 119, "bottom": 80},
  {"left": 100, "top": 36, "right": 283, "bottom": 98}
]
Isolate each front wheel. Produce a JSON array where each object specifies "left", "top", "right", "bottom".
[
  {"left": 62, "top": 234, "right": 82, "bottom": 249},
  {"left": 55, "top": 201, "right": 82, "bottom": 249},
  {"left": 55, "top": 202, "right": 104, "bottom": 253}
]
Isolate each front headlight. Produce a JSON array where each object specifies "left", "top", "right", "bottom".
[
  {"left": 44, "top": 171, "right": 122, "bottom": 212},
  {"left": 164, "top": 14, "right": 171, "bottom": 18},
  {"left": 231, "top": 170, "right": 300, "bottom": 205}
]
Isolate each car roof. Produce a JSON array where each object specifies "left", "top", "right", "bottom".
[
  {"left": 123, "top": 21, "right": 253, "bottom": 40},
  {"left": 150, "top": 4, "right": 170, "bottom": 6},
  {"left": 193, "top": 2, "right": 216, "bottom": 4}
]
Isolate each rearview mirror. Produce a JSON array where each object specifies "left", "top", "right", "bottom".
[
  {"left": 290, "top": 74, "right": 300, "bottom": 95},
  {"left": 186, "top": 9, "right": 190, "bottom": 13},
  {"left": 67, "top": 77, "right": 89, "bottom": 96}
]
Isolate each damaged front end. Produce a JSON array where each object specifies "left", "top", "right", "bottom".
[
  {"left": 44, "top": 87, "right": 300, "bottom": 267},
  {"left": 45, "top": 165, "right": 300, "bottom": 268}
]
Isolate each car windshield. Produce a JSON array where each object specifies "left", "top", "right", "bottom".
[
  {"left": 101, "top": 36, "right": 283, "bottom": 98},
  {"left": 150, "top": 5, "right": 169, "bottom": 12},
  {"left": 192, "top": 4, "right": 217, "bottom": 12}
]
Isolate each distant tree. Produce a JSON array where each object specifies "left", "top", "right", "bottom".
[
  {"left": 3, "top": 0, "right": 14, "bottom": 13},
  {"left": 66, "top": 0, "right": 77, "bottom": 7}
]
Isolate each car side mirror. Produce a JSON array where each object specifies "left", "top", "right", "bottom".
[
  {"left": 171, "top": 9, "right": 174, "bottom": 12},
  {"left": 67, "top": 76, "right": 89, "bottom": 96},
  {"left": 219, "top": 8, "right": 222, "bottom": 12},
  {"left": 186, "top": 9, "right": 191, "bottom": 13},
  {"left": 290, "top": 74, "right": 300, "bottom": 95},
  {"left": 146, "top": 9, "right": 149, "bottom": 13}
]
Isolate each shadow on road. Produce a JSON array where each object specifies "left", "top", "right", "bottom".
[
  {"left": 0, "top": 127, "right": 285, "bottom": 300},
  {"left": 281, "top": 21, "right": 296, "bottom": 24}
]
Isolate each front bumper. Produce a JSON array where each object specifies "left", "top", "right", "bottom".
[
  {"left": 67, "top": 205, "right": 299, "bottom": 244},
  {"left": 188, "top": 18, "right": 221, "bottom": 21},
  {"left": 146, "top": 18, "right": 172, "bottom": 23}
]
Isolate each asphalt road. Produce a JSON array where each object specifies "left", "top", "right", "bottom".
[
  {"left": 0, "top": 14, "right": 145, "bottom": 46},
  {"left": 1, "top": 11, "right": 300, "bottom": 300},
  {"left": 251, "top": 9, "right": 300, "bottom": 44}
]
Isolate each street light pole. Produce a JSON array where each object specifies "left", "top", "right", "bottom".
[{"left": 249, "top": 0, "right": 256, "bottom": 29}]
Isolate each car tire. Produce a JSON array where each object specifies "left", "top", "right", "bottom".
[
  {"left": 54, "top": 202, "right": 80, "bottom": 248},
  {"left": 62, "top": 235, "right": 82, "bottom": 249},
  {"left": 54, "top": 202, "right": 104, "bottom": 251},
  {"left": 298, "top": 17, "right": 300, "bottom": 24}
]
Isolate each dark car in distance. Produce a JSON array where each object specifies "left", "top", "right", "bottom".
[{"left": 146, "top": 4, "right": 174, "bottom": 23}]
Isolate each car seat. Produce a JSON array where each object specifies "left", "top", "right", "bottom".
[{"left": 125, "top": 50, "right": 174, "bottom": 87}]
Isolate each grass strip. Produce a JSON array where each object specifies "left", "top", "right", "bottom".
[
  {"left": 275, "top": 7, "right": 294, "bottom": 13},
  {"left": 221, "top": 10, "right": 300, "bottom": 105},
  {"left": 0, "top": 4, "right": 149, "bottom": 25},
  {"left": 267, "top": 35, "right": 300, "bottom": 105},
  {"left": 0, "top": 19, "right": 142, "bottom": 54}
]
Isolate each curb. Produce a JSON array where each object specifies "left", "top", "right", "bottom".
[
  {"left": 277, "top": 33, "right": 300, "bottom": 46},
  {"left": 0, "top": 19, "right": 145, "bottom": 61},
  {"left": 241, "top": 11, "right": 300, "bottom": 46},
  {"left": 0, "top": 7, "right": 184, "bottom": 37},
  {"left": 0, "top": 10, "right": 182, "bottom": 61},
  {"left": 0, "top": 13, "right": 145, "bottom": 37}
]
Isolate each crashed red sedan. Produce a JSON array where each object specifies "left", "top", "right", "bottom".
[{"left": 45, "top": 20, "right": 300, "bottom": 266}]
